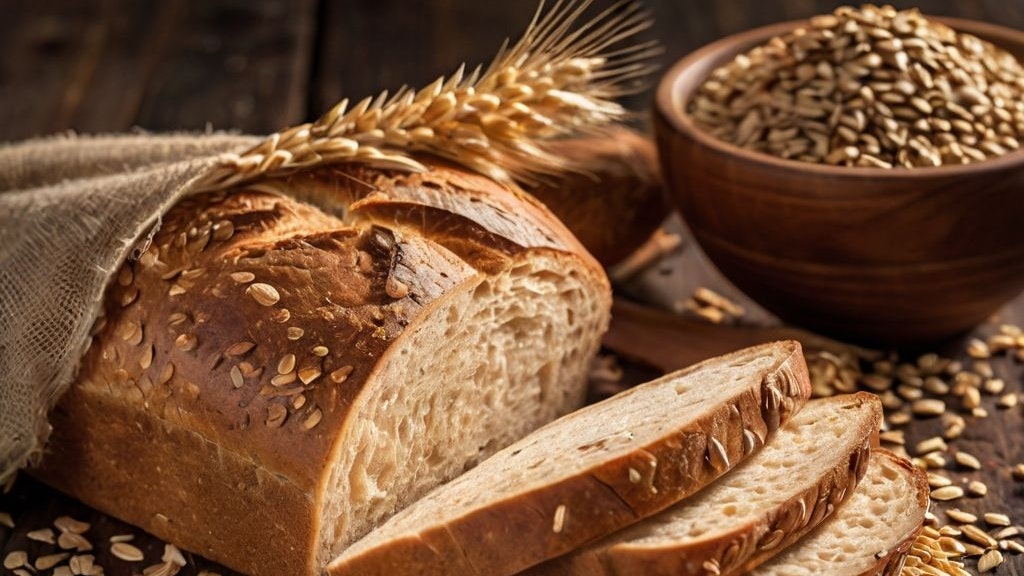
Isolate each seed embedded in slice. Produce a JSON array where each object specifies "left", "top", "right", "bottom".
[{"left": 552, "top": 504, "right": 567, "bottom": 534}]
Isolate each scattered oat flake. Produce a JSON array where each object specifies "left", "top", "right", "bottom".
[
  {"left": 930, "top": 486, "right": 964, "bottom": 501},
  {"left": 27, "top": 527, "right": 56, "bottom": 543},
  {"left": 57, "top": 530, "right": 92, "bottom": 551},
  {"left": 984, "top": 512, "right": 1011, "bottom": 527},
  {"left": 162, "top": 543, "right": 187, "bottom": 566},
  {"left": 4, "top": 551, "right": 27, "bottom": 570},
  {"left": 967, "top": 480, "right": 988, "bottom": 497},
  {"left": 68, "top": 553, "right": 96, "bottom": 574},
  {"left": 1013, "top": 463, "right": 1024, "bottom": 480},
  {"left": 112, "top": 541, "right": 145, "bottom": 562},
  {"left": 978, "top": 549, "right": 1003, "bottom": 572},
  {"left": 34, "top": 552, "right": 69, "bottom": 571}
]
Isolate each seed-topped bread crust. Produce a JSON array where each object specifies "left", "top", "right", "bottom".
[
  {"left": 527, "top": 392, "right": 882, "bottom": 576},
  {"left": 751, "top": 450, "right": 929, "bottom": 576},
  {"left": 33, "top": 160, "right": 611, "bottom": 576}
]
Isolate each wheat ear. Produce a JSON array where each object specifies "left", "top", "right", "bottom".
[{"left": 196, "top": 0, "right": 658, "bottom": 190}]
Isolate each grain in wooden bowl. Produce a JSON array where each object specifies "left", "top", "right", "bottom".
[{"left": 654, "top": 5, "right": 1024, "bottom": 344}]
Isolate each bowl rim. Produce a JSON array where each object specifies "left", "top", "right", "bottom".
[{"left": 655, "top": 15, "right": 1024, "bottom": 180}]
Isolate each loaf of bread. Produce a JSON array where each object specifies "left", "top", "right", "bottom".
[
  {"left": 524, "top": 127, "right": 667, "bottom": 266},
  {"left": 31, "top": 160, "right": 612, "bottom": 576},
  {"left": 328, "top": 341, "right": 811, "bottom": 576},
  {"left": 528, "top": 392, "right": 881, "bottom": 576}
]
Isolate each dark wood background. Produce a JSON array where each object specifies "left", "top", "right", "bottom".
[{"left": 1, "top": 1, "right": 1022, "bottom": 575}]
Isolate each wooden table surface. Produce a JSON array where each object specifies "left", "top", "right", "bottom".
[{"left": 1, "top": 1, "right": 1022, "bottom": 575}]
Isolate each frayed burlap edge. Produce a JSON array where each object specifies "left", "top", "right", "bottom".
[{"left": 0, "top": 132, "right": 261, "bottom": 485}]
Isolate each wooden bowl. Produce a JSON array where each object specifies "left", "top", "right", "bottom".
[{"left": 654, "top": 17, "right": 1024, "bottom": 344}]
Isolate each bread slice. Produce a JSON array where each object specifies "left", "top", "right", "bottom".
[
  {"left": 327, "top": 341, "right": 811, "bottom": 576},
  {"left": 751, "top": 450, "right": 929, "bottom": 576},
  {"left": 528, "top": 392, "right": 881, "bottom": 576}
]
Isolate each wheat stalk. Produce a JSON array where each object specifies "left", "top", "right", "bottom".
[{"left": 195, "top": 0, "right": 657, "bottom": 191}]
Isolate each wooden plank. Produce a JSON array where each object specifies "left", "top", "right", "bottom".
[
  {"left": 0, "top": 0, "right": 315, "bottom": 140},
  {"left": 135, "top": 0, "right": 316, "bottom": 134},
  {"left": 64, "top": 0, "right": 185, "bottom": 134},
  {"left": 311, "top": 0, "right": 535, "bottom": 116},
  {"left": 0, "top": 0, "right": 105, "bottom": 141}
]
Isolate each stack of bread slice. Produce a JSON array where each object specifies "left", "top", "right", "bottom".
[{"left": 328, "top": 341, "right": 929, "bottom": 575}]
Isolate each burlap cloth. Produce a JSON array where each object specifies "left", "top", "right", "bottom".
[{"left": 0, "top": 132, "right": 264, "bottom": 485}]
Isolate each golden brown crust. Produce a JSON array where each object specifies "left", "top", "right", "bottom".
[
  {"left": 42, "top": 387, "right": 317, "bottom": 575},
  {"left": 327, "top": 341, "right": 812, "bottom": 576},
  {"left": 721, "top": 395, "right": 877, "bottom": 576},
  {"left": 32, "top": 159, "right": 610, "bottom": 576},
  {"left": 530, "top": 393, "right": 880, "bottom": 576},
  {"left": 524, "top": 128, "right": 668, "bottom": 266}
]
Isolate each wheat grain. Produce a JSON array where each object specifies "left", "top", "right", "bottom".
[
  {"left": 196, "top": 0, "right": 657, "bottom": 192},
  {"left": 689, "top": 4, "right": 1024, "bottom": 168}
]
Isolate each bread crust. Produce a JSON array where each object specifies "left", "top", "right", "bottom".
[
  {"left": 327, "top": 341, "right": 812, "bottom": 576},
  {"left": 748, "top": 449, "right": 929, "bottom": 576},
  {"left": 524, "top": 128, "right": 667, "bottom": 266},
  {"left": 530, "top": 393, "right": 881, "bottom": 576},
  {"left": 32, "top": 160, "right": 611, "bottom": 576},
  {"left": 856, "top": 450, "right": 929, "bottom": 576}
]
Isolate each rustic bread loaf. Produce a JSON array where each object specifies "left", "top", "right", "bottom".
[
  {"left": 529, "top": 392, "right": 881, "bottom": 576},
  {"left": 327, "top": 340, "right": 812, "bottom": 576},
  {"left": 524, "top": 128, "right": 667, "bottom": 266},
  {"left": 751, "top": 450, "right": 929, "bottom": 576},
  {"left": 31, "top": 160, "right": 612, "bottom": 576}
]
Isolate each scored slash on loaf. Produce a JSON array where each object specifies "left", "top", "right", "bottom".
[{"left": 327, "top": 341, "right": 811, "bottom": 576}]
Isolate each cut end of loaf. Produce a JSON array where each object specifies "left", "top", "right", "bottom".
[{"left": 315, "top": 252, "right": 609, "bottom": 569}]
